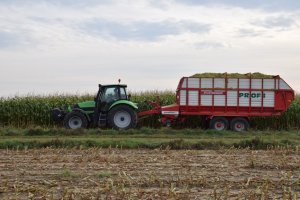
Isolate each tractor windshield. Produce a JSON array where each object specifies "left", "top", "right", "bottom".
[
  {"left": 101, "top": 86, "right": 128, "bottom": 103},
  {"left": 103, "top": 87, "right": 118, "bottom": 102}
]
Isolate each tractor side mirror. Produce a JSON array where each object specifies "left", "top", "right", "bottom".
[{"left": 128, "top": 94, "right": 131, "bottom": 100}]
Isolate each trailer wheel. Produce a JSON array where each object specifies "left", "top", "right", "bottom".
[
  {"left": 63, "top": 111, "right": 88, "bottom": 129},
  {"left": 108, "top": 105, "right": 137, "bottom": 130},
  {"left": 209, "top": 117, "right": 229, "bottom": 131},
  {"left": 230, "top": 117, "right": 249, "bottom": 132}
]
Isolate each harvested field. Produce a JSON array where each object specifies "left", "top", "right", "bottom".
[{"left": 0, "top": 148, "right": 299, "bottom": 199}]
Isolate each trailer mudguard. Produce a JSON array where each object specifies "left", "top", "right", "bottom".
[{"left": 109, "top": 100, "right": 138, "bottom": 110}]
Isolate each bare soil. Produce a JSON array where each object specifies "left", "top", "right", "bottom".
[{"left": 0, "top": 147, "right": 300, "bottom": 199}]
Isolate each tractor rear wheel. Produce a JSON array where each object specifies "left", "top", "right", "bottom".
[
  {"left": 230, "top": 117, "right": 249, "bottom": 132},
  {"left": 209, "top": 117, "right": 229, "bottom": 131},
  {"left": 63, "top": 111, "right": 88, "bottom": 129},
  {"left": 108, "top": 105, "right": 137, "bottom": 130}
]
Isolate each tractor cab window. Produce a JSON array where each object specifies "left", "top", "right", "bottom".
[
  {"left": 120, "top": 87, "right": 127, "bottom": 99},
  {"left": 102, "top": 87, "right": 119, "bottom": 102}
]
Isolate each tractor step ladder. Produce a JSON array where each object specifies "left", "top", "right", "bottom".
[{"left": 98, "top": 113, "right": 107, "bottom": 127}]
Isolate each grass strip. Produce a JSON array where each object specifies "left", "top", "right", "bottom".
[{"left": 0, "top": 128, "right": 299, "bottom": 150}]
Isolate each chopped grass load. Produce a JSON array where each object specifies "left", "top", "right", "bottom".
[{"left": 191, "top": 72, "right": 275, "bottom": 78}]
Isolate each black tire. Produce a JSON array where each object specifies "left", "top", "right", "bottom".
[
  {"left": 63, "top": 111, "right": 88, "bottom": 129},
  {"left": 209, "top": 117, "right": 229, "bottom": 131},
  {"left": 230, "top": 117, "right": 249, "bottom": 132},
  {"left": 108, "top": 105, "right": 137, "bottom": 130}
]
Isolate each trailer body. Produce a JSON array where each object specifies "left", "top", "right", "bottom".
[
  {"left": 176, "top": 76, "right": 294, "bottom": 116},
  {"left": 139, "top": 75, "right": 295, "bottom": 131}
]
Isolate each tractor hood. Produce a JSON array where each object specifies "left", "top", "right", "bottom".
[
  {"left": 77, "top": 101, "right": 96, "bottom": 108},
  {"left": 68, "top": 101, "right": 95, "bottom": 113}
]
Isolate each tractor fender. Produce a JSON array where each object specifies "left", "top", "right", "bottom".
[
  {"left": 72, "top": 108, "right": 91, "bottom": 122},
  {"left": 109, "top": 100, "right": 138, "bottom": 111}
]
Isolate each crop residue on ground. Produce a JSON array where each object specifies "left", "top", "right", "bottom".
[{"left": 0, "top": 148, "right": 299, "bottom": 199}]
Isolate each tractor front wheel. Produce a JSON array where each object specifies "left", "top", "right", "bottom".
[
  {"left": 108, "top": 105, "right": 137, "bottom": 130},
  {"left": 63, "top": 111, "right": 88, "bottom": 129}
]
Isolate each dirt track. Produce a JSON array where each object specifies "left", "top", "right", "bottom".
[{"left": 0, "top": 148, "right": 300, "bottom": 199}]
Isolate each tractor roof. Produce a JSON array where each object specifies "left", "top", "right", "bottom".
[{"left": 99, "top": 84, "right": 127, "bottom": 88}]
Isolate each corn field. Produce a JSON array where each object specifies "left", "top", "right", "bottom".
[{"left": 0, "top": 92, "right": 299, "bottom": 130}]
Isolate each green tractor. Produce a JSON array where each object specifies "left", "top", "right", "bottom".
[{"left": 52, "top": 84, "right": 138, "bottom": 129}]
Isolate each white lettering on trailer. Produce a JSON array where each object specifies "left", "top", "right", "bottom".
[
  {"left": 201, "top": 90, "right": 226, "bottom": 95},
  {"left": 162, "top": 111, "right": 179, "bottom": 115}
]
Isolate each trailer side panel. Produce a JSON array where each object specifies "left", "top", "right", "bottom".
[{"left": 177, "top": 76, "right": 294, "bottom": 117}]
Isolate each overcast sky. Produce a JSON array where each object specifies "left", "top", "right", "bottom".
[{"left": 0, "top": 0, "right": 300, "bottom": 96}]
